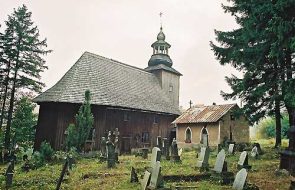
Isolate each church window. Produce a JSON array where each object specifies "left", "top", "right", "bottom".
[
  {"left": 142, "top": 132, "right": 149, "bottom": 143},
  {"left": 153, "top": 115, "right": 160, "bottom": 124},
  {"left": 185, "top": 127, "right": 192, "bottom": 143},
  {"left": 124, "top": 112, "right": 130, "bottom": 121}
]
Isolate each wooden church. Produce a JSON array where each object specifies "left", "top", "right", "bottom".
[{"left": 33, "top": 27, "right": 182, "bottom": 152}]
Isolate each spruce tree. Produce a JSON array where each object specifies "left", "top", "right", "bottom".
[
  {"left": 211, "top": 0, "right": 295, "bottom": 147},
  {"left": 2, "top": 5, "right": 51, "bottom": 149},
  {"left": 11, "top": 97, "right": 37, "bottom": 148},
  {"left": 66, "top": 90, "right": 94, "bottom": 152}
]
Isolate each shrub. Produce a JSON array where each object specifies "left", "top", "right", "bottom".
[
  {"left": 256, "top": 114, "right": 290, "bottom": 139},
  {"left": 39, "top": 141, "right": 54, "bottom": 161},
  {"left": 31, "top": 151, "right": 44, "bottom": 168}
]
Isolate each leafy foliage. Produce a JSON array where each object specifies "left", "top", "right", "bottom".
[
  {"left": 11, "top": 97, "right": 37, "bottom": 148},
  {"left": 39, "top": 141, "right": 54, "bottom": 162},
  {"left": 257, "top": 114, "right": 290, "bottom": 139}
]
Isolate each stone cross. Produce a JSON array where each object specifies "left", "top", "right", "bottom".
[
  {"left": 228, "top": 143, "right": 235, "bottom": 155},
  {"left": 233, "top": 168, "right": 248, "bottom": 190},
  {"left": 238, "top": 151, "right": 251, "bottom": 170},
  {"left": 100, "top": 137, "right": 107, "bottom": 158},
  {"left": 149, "top": 161, "right": 161, "bottom": 189},
  {"left": 197, "top": 147, "right": 210, "bottom": 168},
  {"left": 213, "top": 149, "right": 226, "bottom": 173},
  {"left": 106, "top": 132, "right": 116, "bottom": 168},
  {"left": 150, "top": 147, "right": 161, "bottom": 168},
  {"left": 156, "top": 136, "right": 163, "bottom": 151},
  {"left": 141, "top": 171, "right": 151, "bottom": 190}
]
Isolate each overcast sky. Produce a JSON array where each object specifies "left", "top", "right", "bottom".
[{"left": 0, "top": 0, "right": 241, "bottom": 109}]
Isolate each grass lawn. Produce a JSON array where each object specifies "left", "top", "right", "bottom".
[{"left": 0, "top": 140, "right": 291, "bottom": 190}]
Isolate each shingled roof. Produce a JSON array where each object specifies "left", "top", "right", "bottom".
[
  {"left": 173, "top": 104, "right": 237, "bottom": 124},
  {"left": 34, "top": 52, "right": 180, "bottom": 115}
]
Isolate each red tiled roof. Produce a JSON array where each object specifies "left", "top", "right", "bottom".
[{"left": 173, "top": 104, "right": 237, "bottom": 124}]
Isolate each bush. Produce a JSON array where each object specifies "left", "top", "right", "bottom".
[
  {"left": 31, "top": 151, "right": 45, "bottom": 168},
  {"left": 256, "top": 114, "right": 290, "bottom": 139},
  {"left": 39, "top": 141, "right": 54, "bottom": 161}
]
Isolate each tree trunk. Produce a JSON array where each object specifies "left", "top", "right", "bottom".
[
  {"left": 0, "top": 61, "right": 11, "bottom": 129},
  {"left": 274, "top": 98, "right": 281, "bottom": 148},
  {"left": 4, "top": 67, "right": 18, "bottom": 149}
]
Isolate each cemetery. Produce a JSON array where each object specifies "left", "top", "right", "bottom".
[{"left": 0, "top": 138, "right": 293, "bottom": 189}]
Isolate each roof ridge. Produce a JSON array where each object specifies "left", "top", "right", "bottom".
[{"left": 84, "top": 51, "right": 153, "bottom": 75}]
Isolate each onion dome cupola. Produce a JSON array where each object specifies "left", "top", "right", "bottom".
[{"left": 148, "top": 27, "right": 173, "bottom": 67}]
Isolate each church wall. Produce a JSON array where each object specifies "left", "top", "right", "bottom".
[
  {"left": 220, "top": 112, "right": 249, "bottom": 143},
  {"left": 34, "top": 102, "right": 177, "bottom": 151},
  {"left": 176, "top": 123, "right": 219, "bottom": 148},
  {"left": 160, "top": 71, "right": 180, "bottom": 108}
]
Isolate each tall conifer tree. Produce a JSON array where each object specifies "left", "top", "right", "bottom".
[
  {"left": 211, "top": 0, "right": 295, "bottom": 147},
  {"left": 2, "top": 5, "right": 51, "bottom": 149}
]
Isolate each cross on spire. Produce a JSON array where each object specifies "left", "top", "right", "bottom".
[
  {"left": 189, "top": 100, "right": 193, "bottom": 108},
  {"left": 159, "top": 12, "right": 163, "bottom": 28}
]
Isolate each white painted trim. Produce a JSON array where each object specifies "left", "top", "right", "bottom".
[{"left": 185, "top": 127, "right": 192, "bottom": 143}]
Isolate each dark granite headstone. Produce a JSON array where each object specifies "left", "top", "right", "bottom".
[
  {"left": 106, "top": 132, "right": 116, "bottom": 168},
  {"left": 253, "top": 143, "right": 263, "bottom": 155},
  {"left": 142, "top": 148, "right": 149, "bottom": 159},
  {"left": 162, "top": 138, "right": 170, "bottom": 160},
  {"left": 156, "top": 136, "right": 163, "bottom": 151},
  {"left": 5, "top": 161, "right": 14, "bottom": 187},
  {"left": 130, "top": 167, "right": 139, "bottom": 183},
  {"left": 171, "top": 138, "right": 180, "bottom": 162}
]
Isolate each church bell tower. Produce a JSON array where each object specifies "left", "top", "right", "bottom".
[{"left": 145, "top": 26, "right": 182, "bottom": 108}]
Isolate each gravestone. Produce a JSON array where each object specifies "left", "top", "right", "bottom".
[
  {"left": 5, "top": 161, "right": 14, "bottom": 188},
  {"left": 251, "top": 146, "right": 258, "bottom": 159},
  {"left": 211, "top": 149, "right": 234, "bottom": 185},
  {"left": 253, "top": 143, "right": 263, "bottom": 155},
  {"left": 114, "top": 128, "right": 120, "bottom": 156},
  {"left": 228, "top": 143, "right": 235, "bottom": 155},
  {"left": 280, "top": 125, "right": 295, "bottom": 175},
  {"left": 202, "top": 134, "right": 209, "bottom": 147},
  {"left": 100, "top": 137, "right": 107, "bottom": 160},
  {"left": 56, "top": 159, "right": 69, "bottom": 190},
  {"left": 196, "top": 147, "right": 210, "bottom": 171},
  {"left": 148, "top": 161, "right": 161, "bottom": 189},
  {"left": 238, "top": 151, "right": 251, "bottom": 170},
  {"left": 130, "top": 167, "right": 139, "bottom": 183},
  {"left": 142, "top": 148, "right": 149, "bottom": 159},
  {"left": 162, "top": 138, "right": 170, "bottom": 160},
  {"left": 213, "top": 149, "right": 226, "bottom": 173},
  {"left": 178, "top": 148, "right": 183, "bottom": 157},
  {"left": 141, "top": 171, "right": 151, "bottom": 190},
  {"left": 106, "top": 132, "right": 116, "bottom": 168},
  {"left": 171, "top": 138, "right": 181, "bottom": 162},
  {"left": 156, "top": 136, "right": 163, "bottom": 151},
  {"left": 150, "top": 147, "right": 161, "bottom": 168},
  {"left": 233, "top": 168, "right": 247, "bottom": 190}
]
